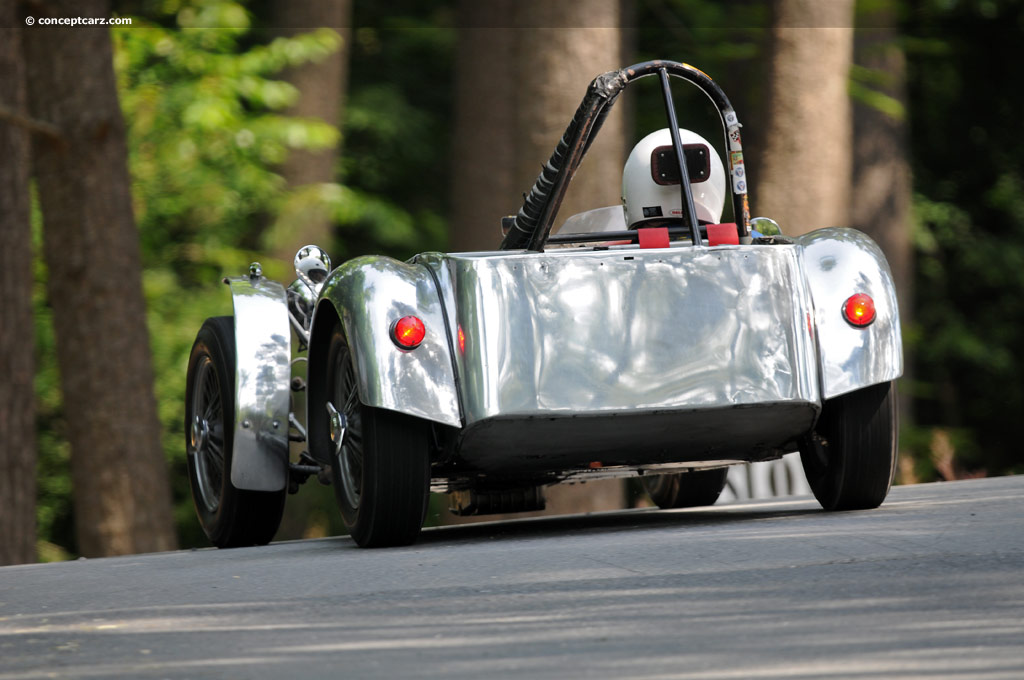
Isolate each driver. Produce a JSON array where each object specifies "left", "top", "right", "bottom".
[{"left": 622, "top": 128, "right": 726, "bottom": 229}]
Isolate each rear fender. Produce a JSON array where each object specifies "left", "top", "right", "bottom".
[
  {"left": 797, "top": 228, "right": 903, "bottom": 399},
  {"left": 224, "top": 275, "right": 291, "bottom": 492},
  {"left": 308, "top": 255, "right": 461, "bottom": 433}
]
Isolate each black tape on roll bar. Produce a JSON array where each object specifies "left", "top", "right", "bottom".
[{"left": 500, "top": 70, "right": 627, "bottom": 252}]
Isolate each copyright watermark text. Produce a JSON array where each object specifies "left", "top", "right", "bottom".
[{"left": 25, "top": 15, "right": 132, "bottom": 26}]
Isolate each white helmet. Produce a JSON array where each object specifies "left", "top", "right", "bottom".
[{"left": 622, "top": 128, "right": 726, "bottom": 227}]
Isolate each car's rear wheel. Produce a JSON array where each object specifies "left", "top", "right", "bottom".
[
  {"left": 800, "top": 381, "right": 898, "bottom": 511},
  {"left": 642, "top": 468, "right": 729, "bottom": 509},
  {"left": 325, "top": 324, "right": 431, "bottom": 547},
  {"left": 185, "top": 316, "right": 286, "bottom": 547}
]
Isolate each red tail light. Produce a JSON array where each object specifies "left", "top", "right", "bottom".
[
  {"left": 391, "top": 316, "right": 426, "bottom": 349},
  {"left": 843, "top": 293, "right": 876, "bottom": 327}
]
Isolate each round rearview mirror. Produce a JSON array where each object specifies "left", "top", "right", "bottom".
[
  {"left": 294, "top": 245, "right": 332, "bottom": 296},
  {"left": 750, "top": 217, "right": 782, "bottom": 236}
]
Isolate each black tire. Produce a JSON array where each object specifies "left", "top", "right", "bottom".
[
  {"left": 642, "top": 468, "right": 729, "bottom": 509},
  {"left": 324, "top": 324, "right": 431, "bottom": 548},
  {"left": 800, "top": 381, "right": 898, "bottom": 511},
  {"left": 185, "top": 316, "right": 286, "bottom": 547}
]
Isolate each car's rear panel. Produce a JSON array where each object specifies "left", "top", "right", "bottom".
[{"left": 422, "top": 246, "right": 821, "bottom": 473}]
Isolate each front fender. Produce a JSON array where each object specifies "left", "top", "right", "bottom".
[
  {"left": 311, "top": 255, "right": 461, "bottom": 428},
  {"left": 797, "top": 228, "right": 903, "bottom": 399},
  {"left": 224, "top": 276, "right": 290, "bottom": 492}
]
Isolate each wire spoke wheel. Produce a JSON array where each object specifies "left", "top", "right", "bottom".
[
  {"left": 332, "top": 342, "right": 364, "bottom": 510},
  {"left": 189, "top": 355, "right": 224, "bottom": 515}
]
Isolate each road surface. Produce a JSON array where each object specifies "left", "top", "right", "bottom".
[{"left": 1, "top": 476, "right": 1022, "bottom": 679}]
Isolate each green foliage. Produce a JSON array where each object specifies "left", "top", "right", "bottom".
[
  {"left": 330, "top": 1, "right": 456, "bottom": 259},
  {"left": 111, "top": 2, "right": 360, "bottom": 550},
  {"left": 271, "top": 182, "right": 444, "bottom": 260},
  {"left": 849, "top": 65, "right": 906, "bottom": 121},
  {"left": 119, "top": 0, "right": 453, "bottom": 551},
  {"left": 32, "top": 195, "right": 75, "bottom": 561},
  {"left": 33, "top": 0, "right": 357, "bottom": 557},
  {"left": 113, "top": 5, "right": 342, "bottom": 284},
  {"left": 904, "top": 0, "right": 1024, "bottom": 475}
]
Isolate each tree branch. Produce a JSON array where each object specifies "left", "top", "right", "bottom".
[{"left": 0, "top": 103, "right": 62, "bottom": 140}]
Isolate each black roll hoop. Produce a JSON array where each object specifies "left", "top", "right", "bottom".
[{"left": 500, "top": 60, "right": 750, "bottom": 252}]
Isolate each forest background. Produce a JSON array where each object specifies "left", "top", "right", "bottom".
[{"left": 1, "top": 0, "right": 1021, "bottom": 564}]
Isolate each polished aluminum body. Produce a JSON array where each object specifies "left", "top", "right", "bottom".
[
  {"left": 225, "top": 274, "right": 291, "bottom": 491},
  {"left": 315, "top": 255, "right": 461, "bottom": 428},
  {"left": 421, "top": 246, "right": 820, "bottom": 421},
  {"left": 307, "top": 227, "right": 900, "bottom": 476},
  {"left": 795, "top": 228, "right": 903, "bottom": 398}
]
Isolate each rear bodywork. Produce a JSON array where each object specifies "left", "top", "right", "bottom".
[
  {"left": 799, "top": 229, "right": 902, "bottom": 399},
  {"left": 303, "top": 228, "right": 901, "bottom": 486}
]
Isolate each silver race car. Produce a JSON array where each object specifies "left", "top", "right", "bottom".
[{"left": 185, "top": 60, "right": 902, "bottom": 548}]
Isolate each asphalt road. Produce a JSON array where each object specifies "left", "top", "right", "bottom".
[{"left": 2, "top": 476, "right": 1022, "bottom": 679}]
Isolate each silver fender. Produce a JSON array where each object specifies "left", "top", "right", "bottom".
[
  {"left": 796, "top": 228, "right": 903, "bottom": 399},
  {"left": 224, "top": 276, "right": 291, "bottom": 491},
  {"left": 311, "top": 255, "right": 461, "bottom": 428}
]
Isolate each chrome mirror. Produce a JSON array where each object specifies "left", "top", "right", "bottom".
[
  {"left": 750, "top": 217, "right": 782, "bottom": 237},
  {"left": 294, "top": 245, "right": 332, "bottom": 297}
]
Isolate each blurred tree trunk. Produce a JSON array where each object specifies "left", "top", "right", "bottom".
[
  {"left": 851, "top": 3, "right": 914, "bottom": 452},
  {"left": 512, "top": 0, "right": 626, "bottom": 226},
  {"left": 452, "top": 0, "right": 628, "bottom": 248},
  {"left": 265, "top": 0, "right": 351, "bottom": 542},
  {"left": 22, "top": 1, "right": 176, "bottom": 557},
  {"left": 450, "top": 0, "right": 627, "bottom": 514},
  {"left": 269, "top": 0, "right": 351, "bottom": 262},
  {"left": 0, "top": 15, "right": 37, "bottom": 566},
  {"left": 513, "top": 0, "right": 628, "bottom": 513},
  {"left": 450, "top": 0, "right": 518, "bottom": 251},
  {"left": 756, "top": 0, "right": 854, "bottom": 235},
  {"left": 851, "top": 6, "right": 912, "bottom": 332}
]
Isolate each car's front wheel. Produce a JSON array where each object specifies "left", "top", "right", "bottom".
[
  {"left": 185, "top": 316, "right": 286, "bottom": 547},
  {"left": 642, "top": 468, "right": 729, "bottom": 509},
  {"left": 324, "top": 324, "right": 431, "bottom": 547},
  {"left": 800, "top": 381, "right": 898, "bottom": 511}
]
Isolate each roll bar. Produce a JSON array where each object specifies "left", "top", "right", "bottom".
[{"left": 500, "top": 60, "right": 751, "bottom": 252}]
